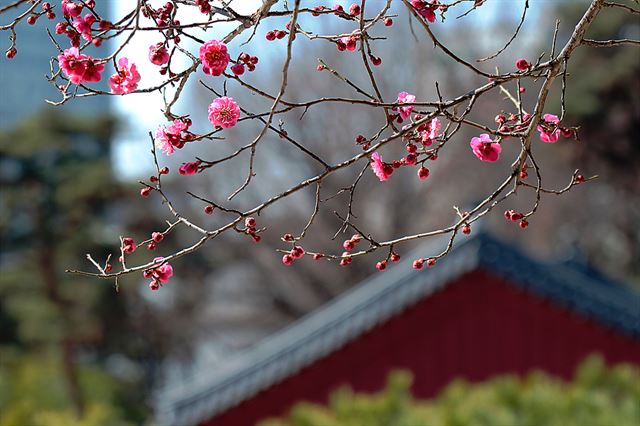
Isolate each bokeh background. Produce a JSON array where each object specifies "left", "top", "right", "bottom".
[{"left": 1, "top": 0, "right": 638, "bottom": 424}]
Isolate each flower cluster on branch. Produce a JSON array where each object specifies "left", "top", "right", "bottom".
[{"left": 2, "top": 0, "right": 637, "bottom": 291}]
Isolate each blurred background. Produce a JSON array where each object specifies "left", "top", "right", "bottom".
[{"left": 0, "top": 0, "right": 638, "bottom": 424}]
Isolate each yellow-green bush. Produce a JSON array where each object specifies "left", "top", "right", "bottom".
[
  {"left": 0, "top": 353, "right": 132, "bottom": 426},
  {"left": 261, "top": 355, "right": 640, "bottom": 426}
]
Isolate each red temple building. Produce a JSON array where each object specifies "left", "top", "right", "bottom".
[{"left": 156, "top": 233, "right": 640, "bottom": 426}]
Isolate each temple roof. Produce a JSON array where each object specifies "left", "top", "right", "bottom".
[{"left": 156, "top": 233, "right": 640, "bottom": 426}]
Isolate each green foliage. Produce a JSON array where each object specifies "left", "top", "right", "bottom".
[
  {"left": 0, "top": 354, "right": 131, "bottom": 426},
  {"left": 261, "top": 356, "right": 640, "bottom": 426},
  {"left": 0, "top": 111, "right": 146, "bottom": 423},
  {"left": 0, "top": 111, "right": 118, "bottom": 347}
]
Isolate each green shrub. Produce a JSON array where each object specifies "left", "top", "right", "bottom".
[{"left": 261, "top": 355, "right": 640, "bottom": 426}]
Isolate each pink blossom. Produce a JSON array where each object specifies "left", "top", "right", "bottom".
[
  {"left": 152, "top": 257, "right": 173, "bottom": 283},
  {"left": 108, "top": 57, "right": 141, "bottom": 95},
  {"left": 122, "top": 237, "right": 137, "bottom": 254},
  {"left": 421, "top": 117, "right": 441, "bottom": 145},
  {"left": 539, "top": 129, "right": 560, "bottom": 143},
  {"left": 420, "top": 131, "right": 432, "bottom": 145},
  {"left": 371, "top": 152, "right": 393, "bottom": 181},
  {"left": 412, "top": 1, "right": 436, "bottom": 23},
  {"left": 57, "top": 47, "right": 105, "bottom": 84},
  {"left": 396, "top": 91, "right": 416, "bottom": 120},
  {"left": 208, "top": 96, "right": 241, "bottom": 129},
  {"left": 470, "top": 134, "right": 502, "bottom": 162},
  {"left": 155, "top": 129, "right": 175, "bottom": 156},
  {"left": 179, "top": 162, "right": 199, "bottom": 175},
  {"left": 168, "top": 119, "right": 188, "bottom": 134},
  {"left": 421, "top": 8, "right": 436, "bottom": 23},
  {"left": 404, "top": 154, "right": 418, "bottom": 166},
  {"left": 83, "top": 62, "right": 104, "bottom": 83},
  {"left": 428, "top": 117, "right": 441, "bottom": 139},
  {"left": 72, "top": 13, "right": 95, "bottom": 42},
  {"left": 537, "top": 113, "right": 561, "bottom": 143},
  {"left": 155, "top": 119, "right": 189, "bottom": 156},
  {"left": 200, "top": 40, "right": 230, "bottom": 76},
  {"left": 149, "top": 43, "right": 169, "bottom": 66},
  {"left": 62, "top": 0, "right": 83, "bottom": 18},
  {"left": 515, "top": 58, "right": 530, "bottom": 71},
  {"left": 340, "top": 36, "right": 357, "bottom": 52}
]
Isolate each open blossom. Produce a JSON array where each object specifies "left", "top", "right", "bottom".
[
  {"left": 208, "top": 96, "right": 241, "bottom": 129},
  {"left": 149, "top": 43, "right": 169, "bottom": 65},
  {"left": 152, "top": 257, "right": 173, "bottom": 283},
  {"left": 411, "top": 1, "right": 436, "bottom": 23},
  {"left": 57, "top": 47, "right": 104, "bottom": 84},
  {"left": 537, "top": 113, "right": 561, "bottom": 143},
  {"left": 61, "top": 0, "right": 83, "bottom": 18},
  {"left": 427, "top": 117, "right": 440, "bottom": 139},
  {"left": 72, "top": 13, "right": 95, "bottom": 41},
  {"left": 155, "top": 119, "right": 189, "bottom": 156},
  {"left": 122, "top": 237, "right": 137, "bottom": 254},
  {"left": 179, "top": 162, "right": 199, "bottom": 175},
  {"left": 397, "top": 91, "right": 416, "bottom": 120},
  {"left": 200, "top": 40, "right": 230, "bottom": 76},
  {"left": 420, "top": 8, "right": 436, "bottom": 23},
  {"left": 109, "top": 57, "right": 140, "bottom": 95},
  {"left": 470, "top": 134, "right": 502, "bottom": 162},
  {"left": 421, "top": 117, "right": 441, "bottom": 145},
  {"left": 371, "top": 152, "right": 393, "bottom": 181}
]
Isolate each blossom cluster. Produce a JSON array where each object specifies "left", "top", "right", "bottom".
[
  {"left": 144, "top": 258, "right": 173, "bottom": 291},
  {"left": 411, "top": 0, "right": 439, "bottom": 23},
  {"left": 0, "top": 0, "right": 608, "bottom": 290},
  {"left": 57, "top": 47, "right": 104, "bottom": 84},
  {"left": 108, "top": 58, "right": 140, "bottom": 95},
  {"left": 155, "top": 119, "right": 193, "bottom": 156}
]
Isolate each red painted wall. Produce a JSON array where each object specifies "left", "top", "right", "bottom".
[{"left": 202, "top": 269, "right": 640, "bottom": 426}]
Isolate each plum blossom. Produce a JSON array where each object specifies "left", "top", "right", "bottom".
[
  {"left": 340, "top": 36, "right": 357, "bottom": 52},
  {"left": 470, "top": 134, "right": 502, "bottom": 162},
  {"left": 421, "top": 117, "right": 441, "bottom": 146},
  {"left": 61, "top": 0, "right": 82, "bottom": 18},
  {"left": 515, "top": 58, "right": 530, "bottom": 71},
  {"left": 200, "top": 40, "right": 230, "bottom": 76},
  {"left": 396, "top": 91, "right": 416, "bottom": 120},
  {"left": 427, "top": 117, "right": 440, "bottom": 139},
  {"left": 146, "top": 257, "right": 173, "bottom": 290},
  {"left": 109, "top": 57, "right": 141, "bottom": 94},
  {"left": 537, "top": 113, "right": 561, "bottom": 143},
  {"left": 149, "top": 43, "right": 169, "bottom": 66},
  {"left": 155, "top": 119, "right": 189, "bottom": 156},
  {"left": 411, "top": 1, "right": 436, "bottom": 23},
  {"left": 72, "top": 13, "right": 95, "bottom": 41},
  {"left": 153, "top": 257, "right": 173, "bottom": 283},
  {"left": 57, "top": 47, "right": 105, "bottom": 84},
  {"left": 371, "top": 152, "right": 393, "bottom": 181},
  {"left": 179, "top": 162, "right": 200, "bottom": 175},
  {"left": 122, "top": 237, "right": 137, "bottom": 254},
  {"left": 404, "top": 154, "right": 418, "bottom": 166},
  {"left": 208, "top": 97, "right": 241, "bottom": 129},
  {"left": 421, "top": 8, "right": 436, "bottom": 23}
]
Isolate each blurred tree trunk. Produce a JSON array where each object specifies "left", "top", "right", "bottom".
[{"left": 37, "top": 211, "right": 86, "bottom": 417}]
